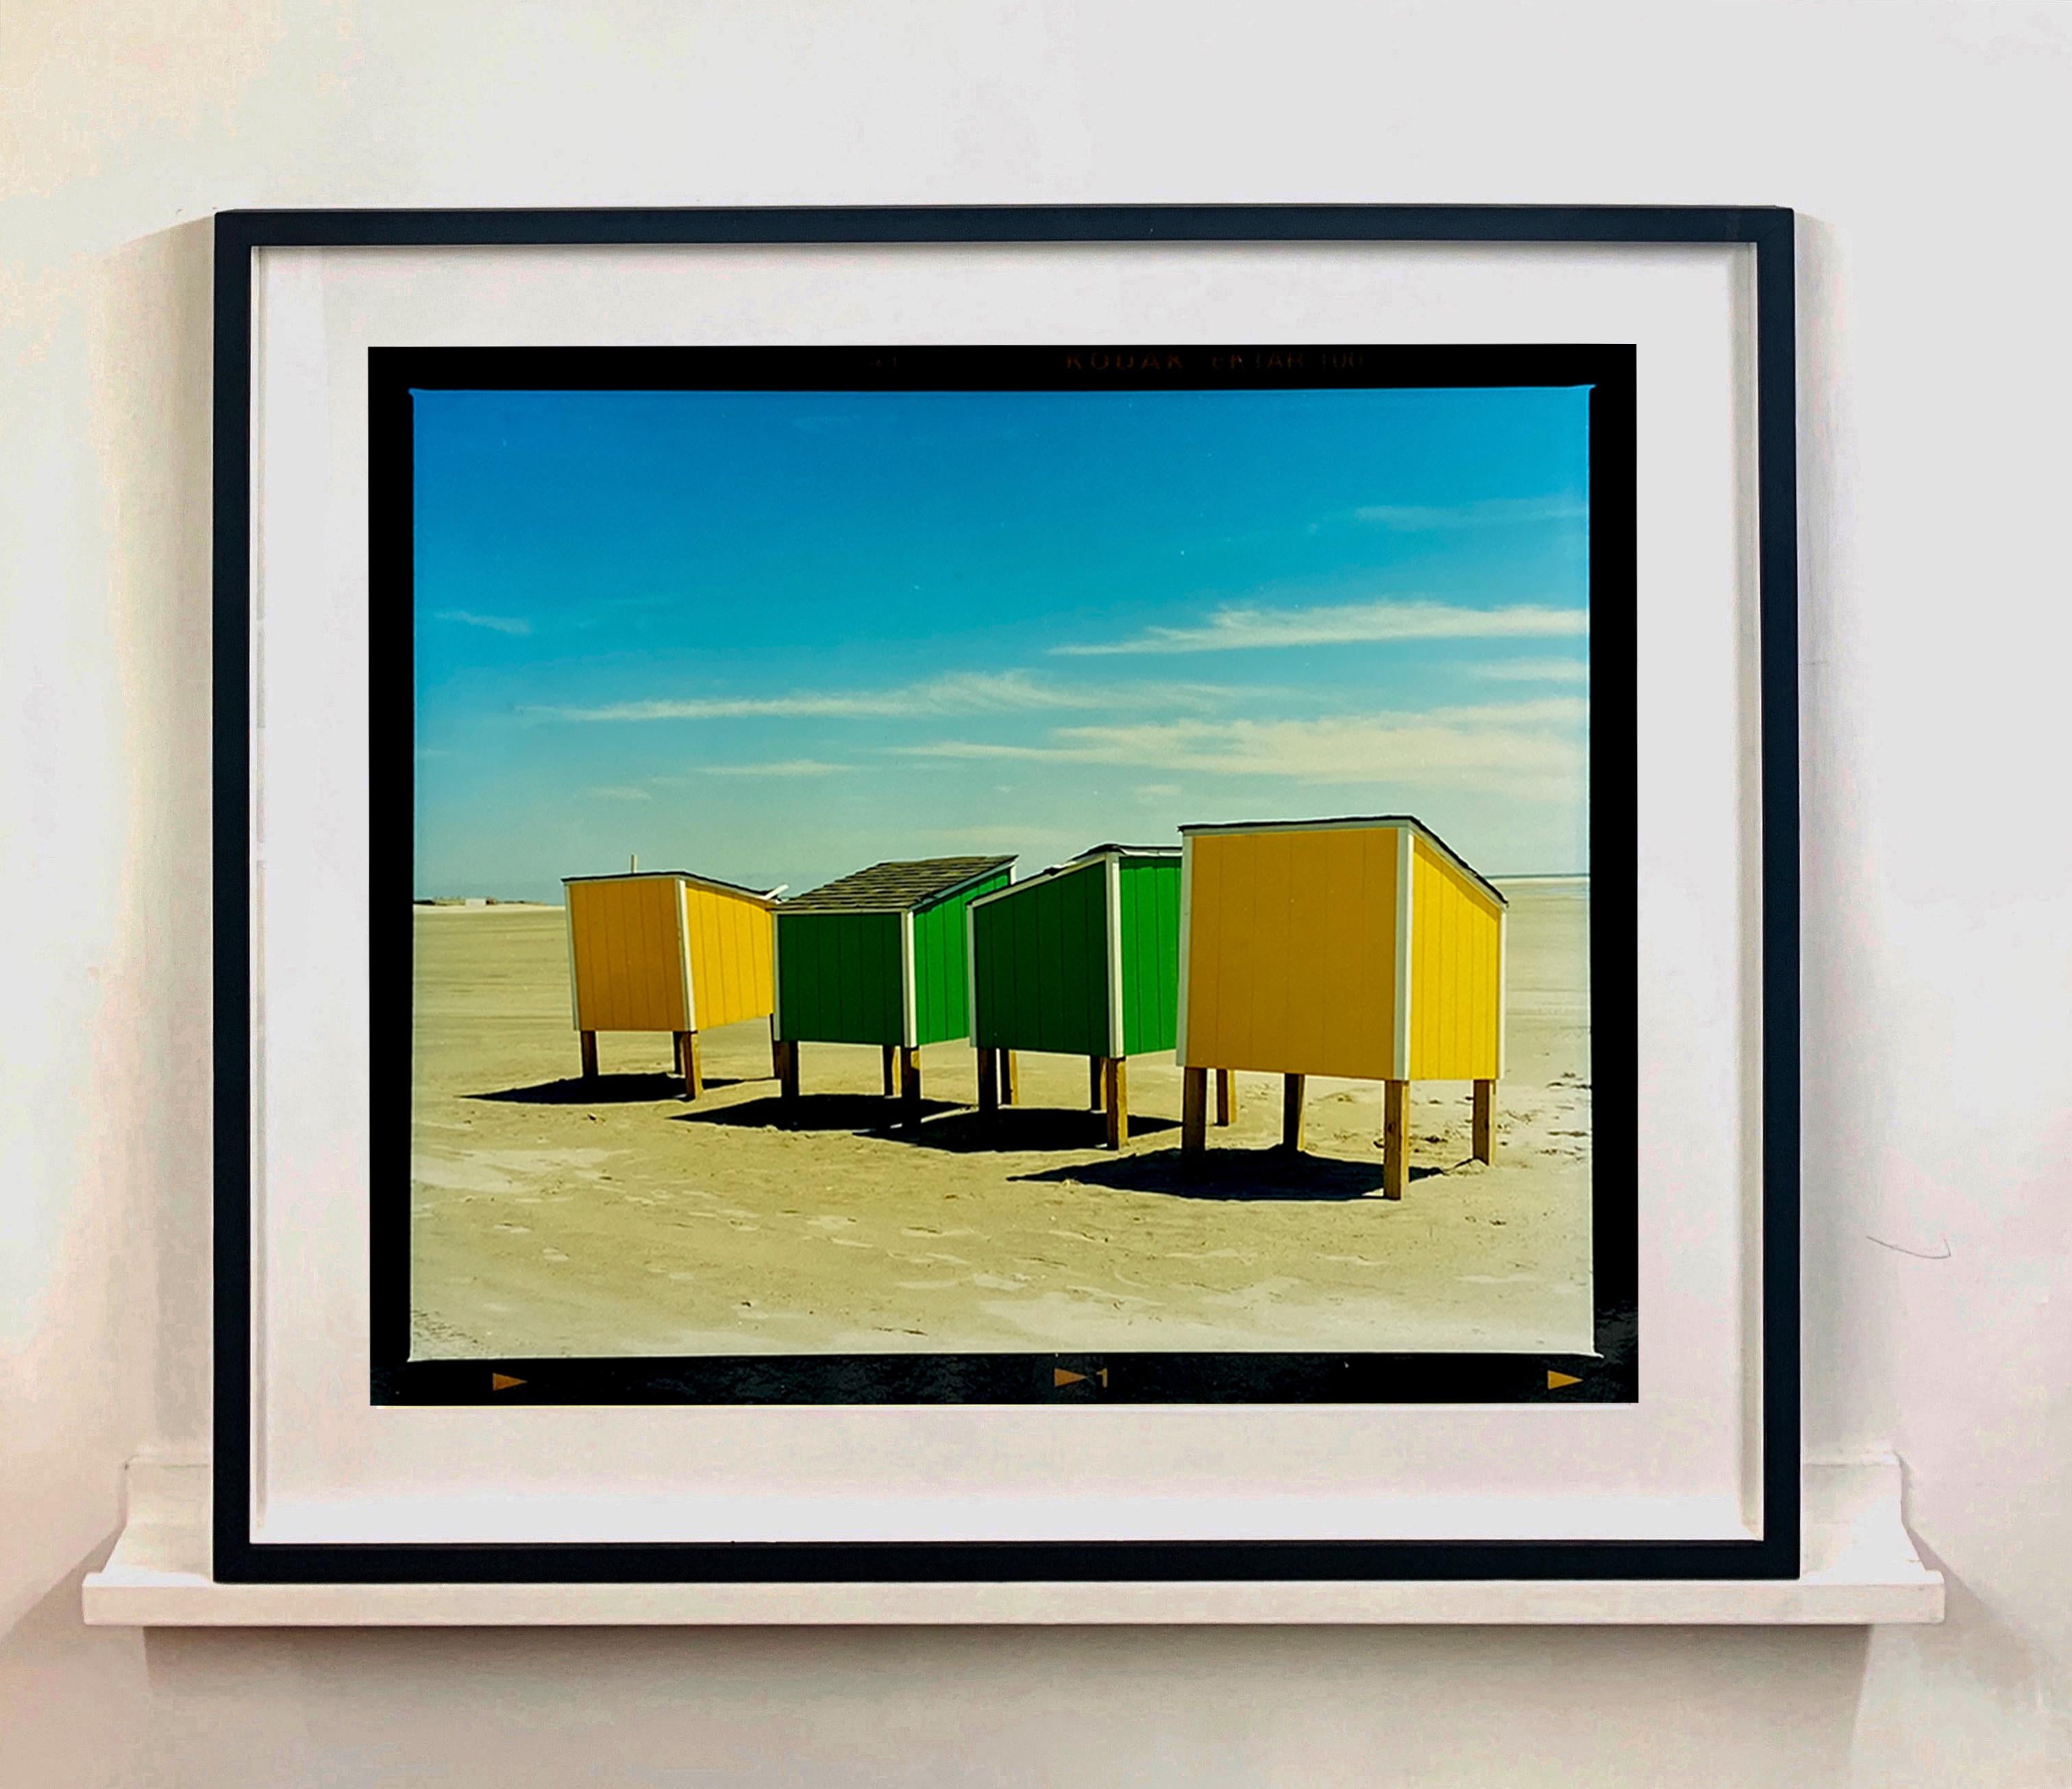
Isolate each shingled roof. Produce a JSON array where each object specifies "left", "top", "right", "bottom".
[{"left": 782, "top": 855, "right": 1015, "bottom": 914}]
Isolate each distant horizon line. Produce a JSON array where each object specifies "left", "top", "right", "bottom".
[{"left": 412, "top": 869, "right": 1593, "bottom": 906}]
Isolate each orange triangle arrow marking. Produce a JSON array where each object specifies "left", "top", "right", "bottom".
[
  {"left": 491, "top": 1372, "right": 526, "bottom": 1391},
  {"left": 1546, "top": 1370, "right": 1581, "bottom": 1390},
  {"left": 1054, "top": 1368, "right": 1087, "bottom": 1388}
]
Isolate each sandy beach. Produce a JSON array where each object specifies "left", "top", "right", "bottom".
[{"left": 408, "top": 881, "right": 1593, "bottom": 1359}]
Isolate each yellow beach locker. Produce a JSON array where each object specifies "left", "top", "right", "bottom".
[
  {"left": 1175, "top": 816, "right": 1505, "bottom": 1197},
  {"left": 562, "top": 870, "right": 778, "bottom": 1098}
]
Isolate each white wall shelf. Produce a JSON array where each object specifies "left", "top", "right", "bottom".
[{"left": 82, "top": 1455, "right": 1943, "bottom": 1628}]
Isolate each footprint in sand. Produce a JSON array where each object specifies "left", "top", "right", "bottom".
[
  {"left": 972, "top": 1272, "right": 1026, "bottom": 1291},
  {"left": 540, "top": 1248, "right": 569, "bottom": 1263},
  {"left": 896, "top": 1278, "right": 963, "bottom": 1292},
  {"left": 491, "top": 1222, "right": 531, "bottom": 1236},
  {"left": 828, "top": 1236, "right": 872, "bottom": 1249},
  {"left": 809, "top": 1216, "right": 858, "bottom": 1231}
]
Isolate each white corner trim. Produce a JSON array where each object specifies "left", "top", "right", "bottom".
[
  {"left": 1174, "top": 834, "right": 1194, "bottom": 1068},
  {"left": 675, "top": 878, "right": 697, "bottom": 1033},
  {"left": 901, "top": 911, "right": 917, "bottom": 1049},
  {"left": 563, "top": 891, "right": 582, "bottom": 1031},
  {"left": 1105, "top": 854, "right": 1126, "bottom": 1059},
  {"left": 1393, "top": 827, "right": 1414, "bottom": 1081},
  {"left": 1496, "top": 904, "right": 1508, "bottom": 1080},
  {"left": 964, "top": 902, "right": 980, "bottom": 1045}
]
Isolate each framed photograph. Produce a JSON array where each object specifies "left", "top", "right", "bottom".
[{"left": 216, "top": 205, "right": 1798, "bottom": 1588}]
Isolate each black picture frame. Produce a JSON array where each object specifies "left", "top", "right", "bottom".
[{"left": 214, "top": 204, "right": 1799, "bottom": 1587}]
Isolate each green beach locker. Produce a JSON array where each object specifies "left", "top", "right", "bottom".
[
  {"left": 965, "top": 845, "right": 1181, "bottom": 1148},
  {"left": 772, "top": 854, "right": 1013, "bottom": 1122}
]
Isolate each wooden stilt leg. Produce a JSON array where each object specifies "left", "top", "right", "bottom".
[
  {"left": 768, "top": 1015, "right": 780, "bottom": 1080},
  {"left": 1215, "top": 1068, "right": 1235, "bottom": 1127},
  {"left": 977, "top": 1046, "right": 999, "bottom": 1115},
  {"left": 1089, "top": 1056, "right": 1104, "bottom": 1111},
  {"left": 580, "top": 1031, "right": 599, "bottom": 1081},
  {"left": 776, "top": 1039, "right": 800, "bottom": 1112},
  {"left": 1181, "top": 1066, "right": 1208, "bottom": 1154},
  {"left": 672, "top": 1033, "right": 684, "bottom": 1076},
  {"left": 882, "top": 1044, "right": 898, "bottom": 1098},
  {"left": 1472, "top": 1078, "right": 1496, "bottom": 1164},
  {"left": 1000, "top": 1050, "right": 1019, "bottom": 1107},
  {"left": 1103, "top": 1057, "right": 1129, "bottom": 1150},
  {"left": 900, "top": 1046, "right": 922, "bottom": 1126},
  {"left": 678, "top": 1031, "right": 702, "bottom": 1100},
  {"left": 1281, "top": 1074, "right": 1306, "bottom": 1152},
  {"left": 1382, "top": 1079, "right": 1409, "bottom": 1200}
]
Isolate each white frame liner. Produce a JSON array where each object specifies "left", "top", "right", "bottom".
[{"left": 241, "top": 233, "right": 1766, "bottom": 1558}]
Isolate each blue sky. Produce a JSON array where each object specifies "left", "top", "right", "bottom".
[{"left": 414, "top": 385, "right": 1591, "bottom": 902}]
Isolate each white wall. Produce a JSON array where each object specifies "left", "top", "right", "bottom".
[{"left": 3, "top": 3, "right": 2068, "bottom": 1782}]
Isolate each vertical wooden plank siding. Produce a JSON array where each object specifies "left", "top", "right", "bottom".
[
  {"left": 1406, "top": 839, "right": 1503, "bottom": 1081},
  {"left": 775, "top": 910, "right": 904, "bottom": 1045},
  {"left": 911, "top": 872, "right": 1007, "bottom": 1046},
  {"left": 1282, "top": 830, "right": 1334, "bottom": 1071},
  {"left": 967, "top": 865, "right": 1106, "bottom": 1057},
  {"left": 680, "top": 884, "right": 776, "bottom": 1031},
  {"left": 567, "top": 878, "right": 690, "bottom": 1033},
  {"left": 1118, "top": 856, "right": 1181, "bottom": 1056},
  {"left": 1180, "top": 826, "right": 1397, "bottom": 1078}
]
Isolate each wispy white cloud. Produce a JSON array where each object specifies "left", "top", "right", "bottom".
[
  {"left": 1470, "top": 656, "right": 1592, "bottom": 684},
  {"left": 589, "top": 785, "right": 654, "bottom": 802},
  {"left": 889, "top": 700, "right": 1585, "bottom": 796},
  {"left": 1053, "top": 597, "right": 1588, "bottom": 657},
  {"left": 530, "top": 669, "right": 1242, "bottom": 722},
  {"left": 1354, "top": 495, "right": 1587, "bottom": 530},
  {"left": 435, "top": 609, "right": 532, "bottom": 637},
  {"left": 691, "top": 759, "right": 854, "bottom": 778}
]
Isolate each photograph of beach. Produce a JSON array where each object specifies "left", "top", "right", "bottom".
[{"left": 404, "top": 363, "right": 1597, "bottom": 1366}]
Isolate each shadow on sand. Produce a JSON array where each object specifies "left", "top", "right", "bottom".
[
  {"left": 670, "top": 1091, "right": 961, "bottom": 1133},
  {"left": 467, "top": 1072, "right": 756, "bottom": 1105},
  {"left": 896, "top": 1105, "right": 1180, "bottom": 1155},
  {"left": 1011, "top": 1144, "right": 1451, "bottom": 1202}
]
